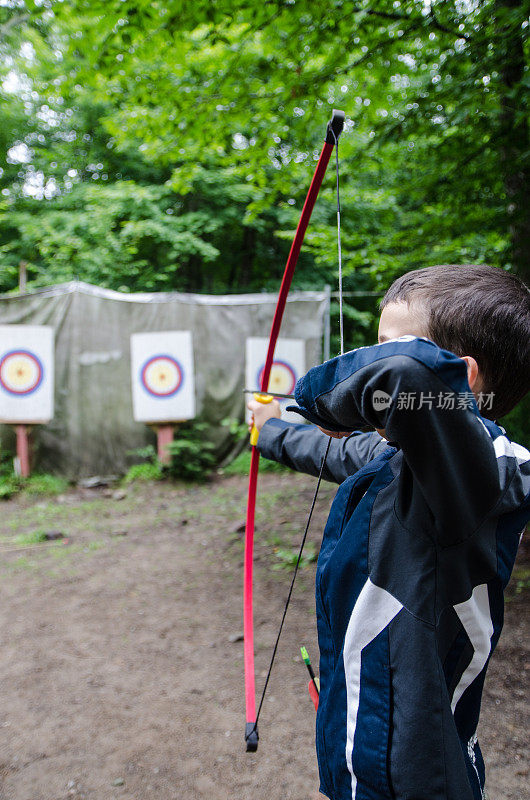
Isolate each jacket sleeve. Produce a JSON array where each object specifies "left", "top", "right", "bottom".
[
  {"left": 288, "top": 336, "right": 504, "bottom": 543},
  {"left": 257, "top": 418, "right": 387, "bottom": 484}
]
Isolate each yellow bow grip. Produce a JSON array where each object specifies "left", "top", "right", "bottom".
[{"left": 249, "top": 392, "right": 274, "bottom": 446}]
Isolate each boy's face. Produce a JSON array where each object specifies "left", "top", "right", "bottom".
[
  {"left": 375, "top": 300, "right": 483, "bottom": 439},
  {"left": 321, "top": 301, "right": 482, "bottom": 441},
  {"left": 377, "top": 301, "right": 429, "bottom": 344},
  {"left": 320, "top": 301, "right": 430, "bottom": 442},
  {"left": 374, "top": 301, "right": 430, "bottom": 441}
]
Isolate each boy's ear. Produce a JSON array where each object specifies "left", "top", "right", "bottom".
[{"left": 460, "top": 356, "right": 480, "bottom": 390}]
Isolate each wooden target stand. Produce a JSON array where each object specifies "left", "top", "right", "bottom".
[
  {"left": 6, "top": 420, "right": 48, "bottom": 478},
  {"left": 2, "top": 421, "right": 35, "bottom": 478},
  {"left": 155, "top": 423, "right": 174, "bottom": 465},
  {"left": 156, "top": 424, "right": 174, "bottom": 464},
  {"left": 15, "top": 424, "right": 32, "bottom": 477},
  {"left": 148, "top": 422, "right": 184, "bottom": 465}
]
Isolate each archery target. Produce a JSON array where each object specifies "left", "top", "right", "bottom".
[
  {"left": 246, "top": 338, "right": 306, "bottom": 424},
  {"left": 1, "top": 351, "right": 43, "bottom": 395},
  {"left": 257, "top": 360, "right": 297, "bottom": 397},
  {"left": 131, "top": 331, "right": 195, "bottom": 422},
  {"left": 141, "top": 355, "right": 183, "bottom": 398},
  {"left": 0, "top": 326, "right": 54, "bottom": 423}
]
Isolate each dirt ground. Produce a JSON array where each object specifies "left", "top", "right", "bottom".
[{"left": 0, "top": 474, "right": 528, "bottom": 800}]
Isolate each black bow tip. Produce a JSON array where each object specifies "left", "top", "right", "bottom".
[
  {"left": 325, "top": 109, "right": 345, "bottom": 144},
  {"left": 245, "top": 722, "right": 259, "bottom": 752}
]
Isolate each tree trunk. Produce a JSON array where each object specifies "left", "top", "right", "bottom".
[
  {"left": 239, "top": 225, "right": 256, "bottom": 290},
  {"left": 496, "top": 0, "right": 530, "bottom": 282}
]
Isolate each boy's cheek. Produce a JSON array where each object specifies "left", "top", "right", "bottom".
[{"left": 375, "top": 427, "right": 388, "bottom": 440}]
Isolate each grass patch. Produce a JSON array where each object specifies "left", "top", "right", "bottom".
[
  {"left": 13, "top": 529, "right": 49, "bottom": 545},
  {"left": 0, "top": 467, "right": 68, "bottom": 500},
  {"left": 84, "top": 540, "right": 105, "bottom": 552},
  {"left": 511, "top": 566, "right": 530, "bottom": 596},
  {"left": 123, "top": 461, "right": 163, "bottom": 484},
  {"left": 0, "top": 473, "right": 20, "bottom": 499},
  {"left": 23, "top": 473, "right": 68, "bottom": 496},
  {"left": 272, "top": 542, "right": 318, "bottom": 570},
  {"left": 1, "top": 539, "right": 108, "bottom": 576}
]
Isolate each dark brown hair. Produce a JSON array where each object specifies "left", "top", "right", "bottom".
[{"left": 380, "top": 264, "right": 530, "bottom": 419}]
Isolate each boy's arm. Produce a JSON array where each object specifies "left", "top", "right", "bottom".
[
  {"left": 289, "top": 337, "right": 505, "bottom": 544},
  {"left": 257, "top": 418, "right": 387, "bottom": 484}
]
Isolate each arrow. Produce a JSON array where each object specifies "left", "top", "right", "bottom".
[{"left": 301, "top": 646, "right": 320, "bottom": 711}]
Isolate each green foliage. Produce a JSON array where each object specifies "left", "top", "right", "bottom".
[
  {"left": 221, "top": 417, "right": 249, "bottom": 440},
  {"left": 0, "top": 182, "right": 222, "bottom": 292},
  {"left": 126, "top": 445, "right": 158, "bottom": 461},
  {"left": 0, "top": 479, "right": 19, "bottom": 500},
  {"left": 40, "top": 0, "right": 528, "bottom": 279},
  {"left": 123, "top": 461, "right": 163, "bottom": 484},
  {"left": 0, "top": 449, "right": 68, "bottom": 499},
  {"left": 0, "top": 0, "right": 528, "bottom": 446},
  {"left": 124, "top": 430, "right": 217, "bottom": 483},
  {"left": 499, "top": 393, "right": 530, "bottom": 449},
  {"left": 2, "top": 0, "right": 528, "bottom": 301},
  {"left": 0, "top": 451, "right": 20, "bottom": 499},
  {"left": 123, "top": 445, "right": 162, "bottom": 483},
  {"left": 164, "top": 422, "right": 217, "bottom": 482},
  {"left": 23, "top": 473, "right": 68, "bottom": 496}
]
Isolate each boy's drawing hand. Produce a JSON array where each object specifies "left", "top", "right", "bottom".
[{"left": 247, "top": 397, "right": 282, "bottom": 434}]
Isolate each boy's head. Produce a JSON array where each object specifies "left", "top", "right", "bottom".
[{"left": 379, "top": 264, "right": 530, "bottom": 420}]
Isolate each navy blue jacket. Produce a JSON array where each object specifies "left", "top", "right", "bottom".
[{"left": 258, "top": 336, "right": 530, "bottom": 800}]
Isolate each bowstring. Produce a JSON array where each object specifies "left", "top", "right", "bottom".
[
  {"left": 334, "top": 131, "right": 344, "bottom": 357},
  {"left": 248, "top": 133, "right": 344, "bottom": 740}
]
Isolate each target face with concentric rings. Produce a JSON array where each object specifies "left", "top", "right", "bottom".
[
  {"left": 257, "top": 360, "right": 297, "bottom": 397},
  {"left": 246, "top": 337, "right": 305, "bottom": 425},
  {"left": 141, "top": 354, "right": 183, "bottom": 398},
  {"left": 0, "top": 350, "right": 44, "bottom": 396},
  {"left": 130, "top": 331, "right": 195, "bottom": 422}
]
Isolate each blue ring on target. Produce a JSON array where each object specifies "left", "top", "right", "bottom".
[
  {"left": 256, "top": 360, "right": 297, "bottom": 396},
  {"left": 0, "top": 349, "right": 44, "bottom": 396},
  {"left": 140, "top": 354, "right": 184, "bottom": 398}
]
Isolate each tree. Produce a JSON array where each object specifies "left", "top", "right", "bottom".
[
  {"left": 1, "top": 0, "right": 528, "bottom": 293},
  {"left": 0, "top": 0, "right": 528, "bottom": 437}
]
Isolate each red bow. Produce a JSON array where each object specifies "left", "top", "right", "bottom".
[{"left": 244, "top": 110, "right": 345, "bottom": 751}]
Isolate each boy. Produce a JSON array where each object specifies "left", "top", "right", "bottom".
[{"left": 248, "top": 265, "right": 530, "bottom": 800}]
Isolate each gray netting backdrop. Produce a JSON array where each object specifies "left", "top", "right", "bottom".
[{"left": 0, "top": 282, "right": 328, "bottom": 478}]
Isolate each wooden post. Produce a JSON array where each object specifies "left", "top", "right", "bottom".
[
  {"left": 156, "top": 424, "right": 175, "bottom": 465},
  {"left": 14, "top": 424, "right": 31, "bottom": 477},
  {"left": 19, "top": 260, "right": 27, "bottom": 294}
]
